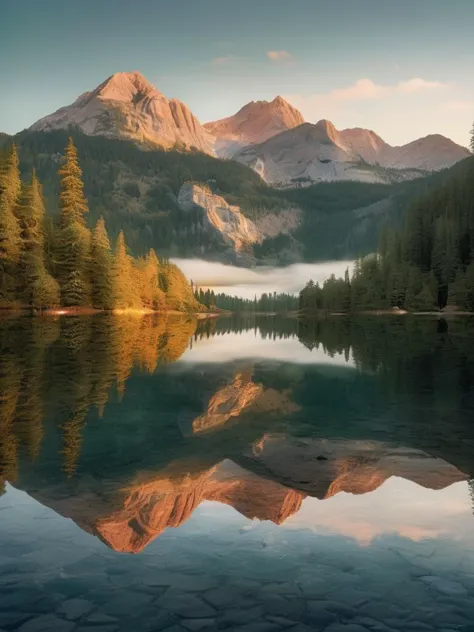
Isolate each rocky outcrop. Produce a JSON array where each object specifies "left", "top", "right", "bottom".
[
  {"left": 205, "top": 96, "right": 305, "bottom": 157},
  {"left": 177, "top": 183, "right": 301, "bottom": 262},
  {"left": 30, "top": 71, "right": 214, "bottom": 154},
  {"left": 178, "top": 183, "right": 261, "bottom": 252},
  {"left": 235, "top": 120, "right": 470, "bottom": 185}
]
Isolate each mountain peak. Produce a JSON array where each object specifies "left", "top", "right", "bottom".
[
  {"left": 29, "top": 71, "right": 214, "bottom": 154},
  {"left": 313, "top": 119, "right": 339, "bottom": 141},
  {"left": 95, "top": 70, "right": 162, "bottom": 102},
  {"left": 271, "top": 95, "right": 290, "bottom": 107},
  {"left": 205, "top": 96, "right": 305, "bottom": 156}
]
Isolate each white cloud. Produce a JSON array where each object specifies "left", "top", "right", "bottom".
[
  {"left": 397, "top": 78, "right": 446, "bottom": 93},
  {"left": 443, "top": 100, "right": 474, "bottom": 111},
  {"left": 284, "top": 77, "right": 450, "bottom": 117},
  {"left": 267, "top": 50, "right": 293, "bottom": 62}
]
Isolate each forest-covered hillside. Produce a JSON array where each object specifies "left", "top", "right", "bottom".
[
  {"left": 9, "top": 129, "right": 456, "bottom": 263},
  {"left": 299, "top": 155, "right": 474, "bottom": 312},
  {"left": 0, "top": 139, "right": 202, "bottom": 312}
]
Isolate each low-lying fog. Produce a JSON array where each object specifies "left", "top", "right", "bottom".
[{"left": 173, "top": 259, "right": 354, "bottom": 299}]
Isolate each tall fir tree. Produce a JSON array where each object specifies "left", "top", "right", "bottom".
[
  {"left": 0, "top": 145, "right": 22, "bottom": 303},
  {"left": 90, "top": 217, "right": 113, "bottom": 309},
  {"left": 58, "top": 137, "right": 88, "bottom": 228},
  {"left": 18, "top": 171, "right": 59, "bottom": 308},
  {"left": 111, "top": 231, "right": 137, "bottom": 309},
  {"left": 55, "top": 138, "right": 91, "bottom": 306}
]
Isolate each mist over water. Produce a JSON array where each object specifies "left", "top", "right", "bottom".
[{"left": 172, "top": 258, "right": 354, "bottom": 298}]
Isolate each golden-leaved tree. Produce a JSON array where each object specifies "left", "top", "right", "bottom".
[
  {"left": 17, "top": 170, "right": 60, "bottom": 309},
  {"left": 0, "top": 144, "right": 22, "bottom": 304},
  {"left": 55, "top": 137, "right": 92, "bottom": 306},
  {"left": 0, "top": 138, "right": 204, "bottom": 313}
]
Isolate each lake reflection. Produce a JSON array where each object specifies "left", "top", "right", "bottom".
[{"left": 1, "top": 314, "right": 474, "bottom": 631}]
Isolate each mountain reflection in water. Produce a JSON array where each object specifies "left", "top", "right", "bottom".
[{"left": 1, "top": 314, "right": 474, "bottom": 630}]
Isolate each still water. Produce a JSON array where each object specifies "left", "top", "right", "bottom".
[{"left": 1, "top": 314, "right": 474, "bottom": 632}]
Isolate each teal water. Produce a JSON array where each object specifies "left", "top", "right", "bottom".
[{"left": 1, "top": 315, "right": 474, "bottom": 632}]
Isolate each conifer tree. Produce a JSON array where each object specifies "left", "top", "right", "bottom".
[
  {"left": 0, "top": 145, "right": 22, "bottom": 303},
  {"left": 58, "top": 137, "right": 88, "bottom": 228},
  {"left": 55, "top": 138, "right": 91, "bottom": 306},
  {"left": 90, "top": 217, "right": 113, "bottom": 309},
  {"left": 18, "top": 171, "right": 59, "bottom": 308},
  {"left": 136, "top": 249, "right": 166, "bottom": 310},
  {"left": 112, "top": 231, "right": 138, "bottom": 309}
]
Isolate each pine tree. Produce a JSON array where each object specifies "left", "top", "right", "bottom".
[
  {"left": 90, "top": 217, "right": 113, "bottom": 309},
  {"left": 58, "top": 137, "right": 88, "bottom": 228},
  {"left": 18, "top": 171, "right": 59, "bottom": 308},
  {"left": 0, "top": 145, "right": 22, "bottom": 303},
  {"left": 111, "top": 231, "right": 137, "bottom": 309},
  {"left": 55, "top": 139, "right": 91, "bottom": 306},
  {"left": 447, "top": 269, "right": 468, "bottom": 308},
  {"left": 136, "top": 249, "right": 166, "bottom": 310}
]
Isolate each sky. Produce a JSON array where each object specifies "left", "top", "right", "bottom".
[{"left": 2, "top": 0, "right": 473, "bottom": 146}]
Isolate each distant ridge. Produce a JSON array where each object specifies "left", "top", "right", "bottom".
[{"left": 27, "top": 70, "right": 470, "bottom": 184}]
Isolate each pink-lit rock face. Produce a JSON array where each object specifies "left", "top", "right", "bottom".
[
  {"left": 205, "top": 96, "right": 305, "bottom": 157},
  {"left": 30, "top": 71, "right": 214, "bottom": 154},
  {"left": 234, "top": 120, "right": 470, "bottom": 184}
]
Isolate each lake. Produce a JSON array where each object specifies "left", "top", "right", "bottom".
[{"left": 1, "top": 314, "right": 474, "bottom": 632}]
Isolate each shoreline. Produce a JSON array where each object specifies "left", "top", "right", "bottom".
[
  {"left": 299, "top": 309, "right": 474, "bottom": 318},
  {"left": 0, "top": 306, "right": 221, "bottom": 318}
]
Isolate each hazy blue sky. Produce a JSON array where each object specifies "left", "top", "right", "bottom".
[{"left": 2, "top": 0, "right": 473, "bottom": 145}]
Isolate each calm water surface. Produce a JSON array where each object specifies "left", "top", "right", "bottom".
[{"left": 1, "top": 315, "right": 474, "bottom": 632}]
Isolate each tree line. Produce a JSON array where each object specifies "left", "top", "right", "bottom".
[
  {"left": 194, "top": 287, "right": 299, "bottom": 313},
  {"left": 300, "top": 153, "right": 474, "bottom": 313},
  {"left": 0, "top": 139, "right": 201, "bottom": 312}
]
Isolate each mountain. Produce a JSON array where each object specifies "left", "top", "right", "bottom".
[
  {"left": 26, "top": 71, "right": 469, "bottom": 189},
  {"left": 14, "top": 128, "right": 460, "bottom": 263},
  {"left": 205, "top": 96, "right": 305, "bottom": 157},
  {"left": 29, "top": 71, "right": 214, "bottom": 154},
  {"left": 235, "top": 120, "right": 470, "bottom": 185}
]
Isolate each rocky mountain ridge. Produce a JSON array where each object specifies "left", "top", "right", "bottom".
[
  {"left": 27, "top": 71, "right": 470, "bottom": 187},
  {"left": 30, "top": 71, "right": 214, "bottom": 153},
  {"left": 235, "top": 119, "right": 470, "bottom": 185}
]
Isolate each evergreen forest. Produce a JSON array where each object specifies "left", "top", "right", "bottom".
[
  {"left": 194, "top": 287, "right": 299, "bottom": 313},
  {"left": 8, "top": 129, "right": 455, "bottom": 262},
  {"left": 0, "top": 139, "right": 201, "bottom": 312},
  {"left": 299, "top": 154, "right": 474, "bottom": 313}
]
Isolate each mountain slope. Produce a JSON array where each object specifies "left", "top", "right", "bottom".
[
  {"left": 235, "top": 120, "right": 470, "bottom": 185},
  {"left": 205, "top": 96, "right": 304, "bottom": 157},
  {"left": 29, "top": 71, "right": 214, "bottom": 154},
  {"left": 0, "top": 132, "right": 11, "bottom": 148},
  {"left": 14, "top": 129, "right": 466, "bottom": 263}
]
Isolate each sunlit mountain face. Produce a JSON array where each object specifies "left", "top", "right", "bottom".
[{"left": 1, "top": 315, "right": 474, "bottom": 630}]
